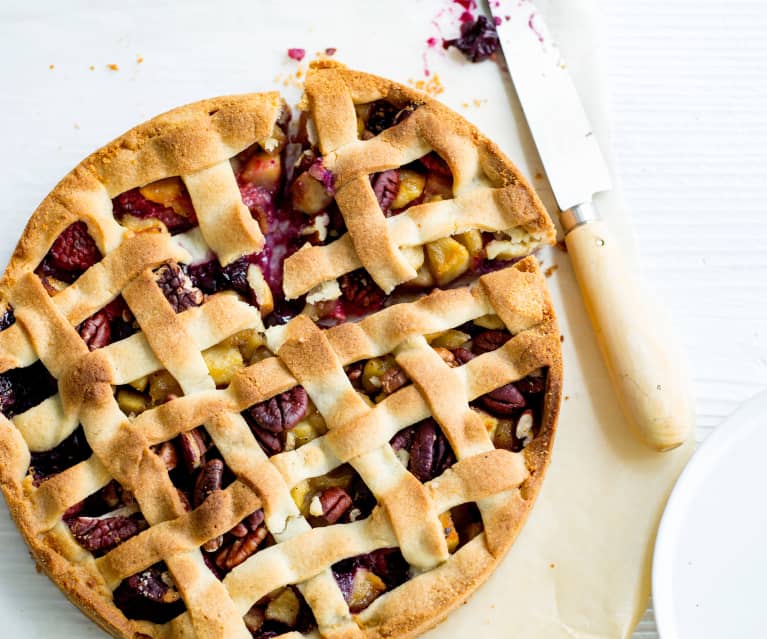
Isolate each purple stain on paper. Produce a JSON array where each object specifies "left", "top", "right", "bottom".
[{"left": 528, "top": 12, "right": 544, "bottom": 43}]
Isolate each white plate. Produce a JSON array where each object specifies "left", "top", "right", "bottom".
[{"left": 653, "top": 391, "right": 767, "bottom": 639}]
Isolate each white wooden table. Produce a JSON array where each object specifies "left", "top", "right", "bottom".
[{"left": 604, "top": 1, "right": 767, "bottom": 636}]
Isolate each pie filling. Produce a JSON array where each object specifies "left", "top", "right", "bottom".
[
  {"left": 1, "top": 96, "right": 552, "bottom": 635},
  {"left": 28, "top": 100, "right": 533, "bottom": 332}
]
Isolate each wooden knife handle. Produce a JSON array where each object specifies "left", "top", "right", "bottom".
[{"left": 564, "top": 217, "right": 693, "bottom": 451}]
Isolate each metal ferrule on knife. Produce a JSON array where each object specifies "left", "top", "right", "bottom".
[{"left": 559, "top": 201, "right": 601, "bottom": 234}]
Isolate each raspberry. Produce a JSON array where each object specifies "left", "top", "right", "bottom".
[
  {"left": 238, "top": 181, "right": 275, "bottom": 233},
  {"left": 39, "top": 221, "right": 102, "bottom": 281},
  {"left": 287, "top": 48, "right": 306, "bottom": 61},
  {"left": 339, "top": 270, "right": 387, "bottom": 314},
  {"left": 418, "top": 152, "right": 452, "bottom": 178},
  {"left": 113, "top": 188, "right": 197, "bottom": 234},
  {"left": 443, "top": 15, "right": 500, "bottom": 63}
]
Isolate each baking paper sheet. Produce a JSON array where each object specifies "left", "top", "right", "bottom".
[{"left": 0, "top": 1, "right": 692, "bottom": 636}]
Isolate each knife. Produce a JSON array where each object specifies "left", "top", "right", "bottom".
[{"left": 489, "top": 2, "right": 692, "bottom": 451}]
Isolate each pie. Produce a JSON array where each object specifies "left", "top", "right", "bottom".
[{"left": 0, "top": 61, "right": 562, "bottom": 639}]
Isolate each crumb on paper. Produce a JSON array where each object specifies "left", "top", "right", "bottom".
[
  {"left": 549, "top": 562, "right": 556, "bottom": 568},
  {"left": 276, "top": 48, "right": 338, "bottom": 89},
  {"left": 564, "top": 395, "right": 570, "bottom": 401},
  {"left": 48, "top": 64, "right": 54, "bottom": 70},
  {"left": 107, "top": 63, "right": 119, "bottom": 71},
  {"left": 89, "top": 65, "right": 95, "bottom": 71},
  {"left": 535, "top": 171, "right": 544, "bottom": 180},
  {"left": 560, "top": 334, "right": 565, "bottom": 343},
  {"left": 137, "top": 55, "right": 144, "bottom": 64},
  {"left": 408, "top": 74, "right": 444, "bottom": 97},
  {"left": 544, "top": 265, "right": 559, "bottom": 278}
]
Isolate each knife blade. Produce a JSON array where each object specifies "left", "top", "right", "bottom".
[
  {"left": 489, "top": 1, "right": 693, "bottom": 451},
  {"left": 492, "top": 3, "right": 611, "bottom": 211}
]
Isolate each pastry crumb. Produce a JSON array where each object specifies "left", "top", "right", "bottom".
[
  {"left": 544, "top": 265, "right": 559, "bottom": 278},
  {"left": 137, "top": 55, "right": 144, "bottom": 64},
  {"left": 89, "top": 65, "right": 95, "bottom": 71},
  {"left": 555, "top": 239, "right": 568, "bottom": 253},
  {"left": 48, "top": 64, "right": 55, "bottom": 70},
  {"left": 560, "top": 334, "right": 565, "bottom": 343},
  {"left": 107, "top": 63, "right": 119, "bottom": 71},
  {"left": 564, "top": 395, "right": 570, "bottom": 401},
  {"left": 534, "top": 171, "right": 544, "bottom": 180},
  {"left": 549, "top": 562, "right": 556, "bottom": 568},
  {"left": 408, "top": 74, "right": 444, "bottom": 97}
]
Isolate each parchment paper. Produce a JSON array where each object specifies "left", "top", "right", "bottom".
[{"left": 0, "top": 1, "right": 693, "bottom": 636}]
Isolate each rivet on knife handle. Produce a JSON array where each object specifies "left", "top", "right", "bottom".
[{"left": 563, "top": 203, "right": 694, "bottom": 451}]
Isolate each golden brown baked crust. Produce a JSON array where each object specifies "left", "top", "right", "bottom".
[
  {"left": 0, "top": 63, "right": 562, "bottom": 639},
  {"left": 283, "top": 62, "right": 555, "bottom": 299}
]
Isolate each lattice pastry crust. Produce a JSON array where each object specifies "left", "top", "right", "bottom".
[{"left": 0, "top": 63, "right": 561, "bottom": 639}]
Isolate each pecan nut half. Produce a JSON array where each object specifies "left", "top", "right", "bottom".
[
  {"left": 215, "top": 526, "right": 268, "bottom": 571},
  {"left": 202, "top": 535, "right": 224, "bottom": 553},
  {"left": 77, "top": 310, "right": 111, "bottom": 351},
  {"left": 248, "top": 386, "right": 308, "bottom": 433},
  {"left": 452, "top": 347, "right": 475, "bottom": 365},
  {"left": 408, "top": 420, "right": 453, "bottom": 483},
  {"left": 193, "top": 458, "right": 224, "bottom": 508},
  {"left": 227, "top": 509, "right": 264, "bottom": 539},
  {"left": 318, "top": 487, "right": 353, "bottom": 524},
  {"left": 68, "top": 515, "right": 144, "bottom": 552},
  {"left": 178, "top": 428, "right": 208, "bottom": 473},
  {"left": 479, "top": 383, "right": 526, "bottom": 416},
  {"left": 380, "top": 365, "right": 408, "bottom": 395},
  {"left": 153, "top": 441, "right": 178, "bottom": 471},
  {"left": 472, "top": 330, "right": 510, "bottom": 354}
]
